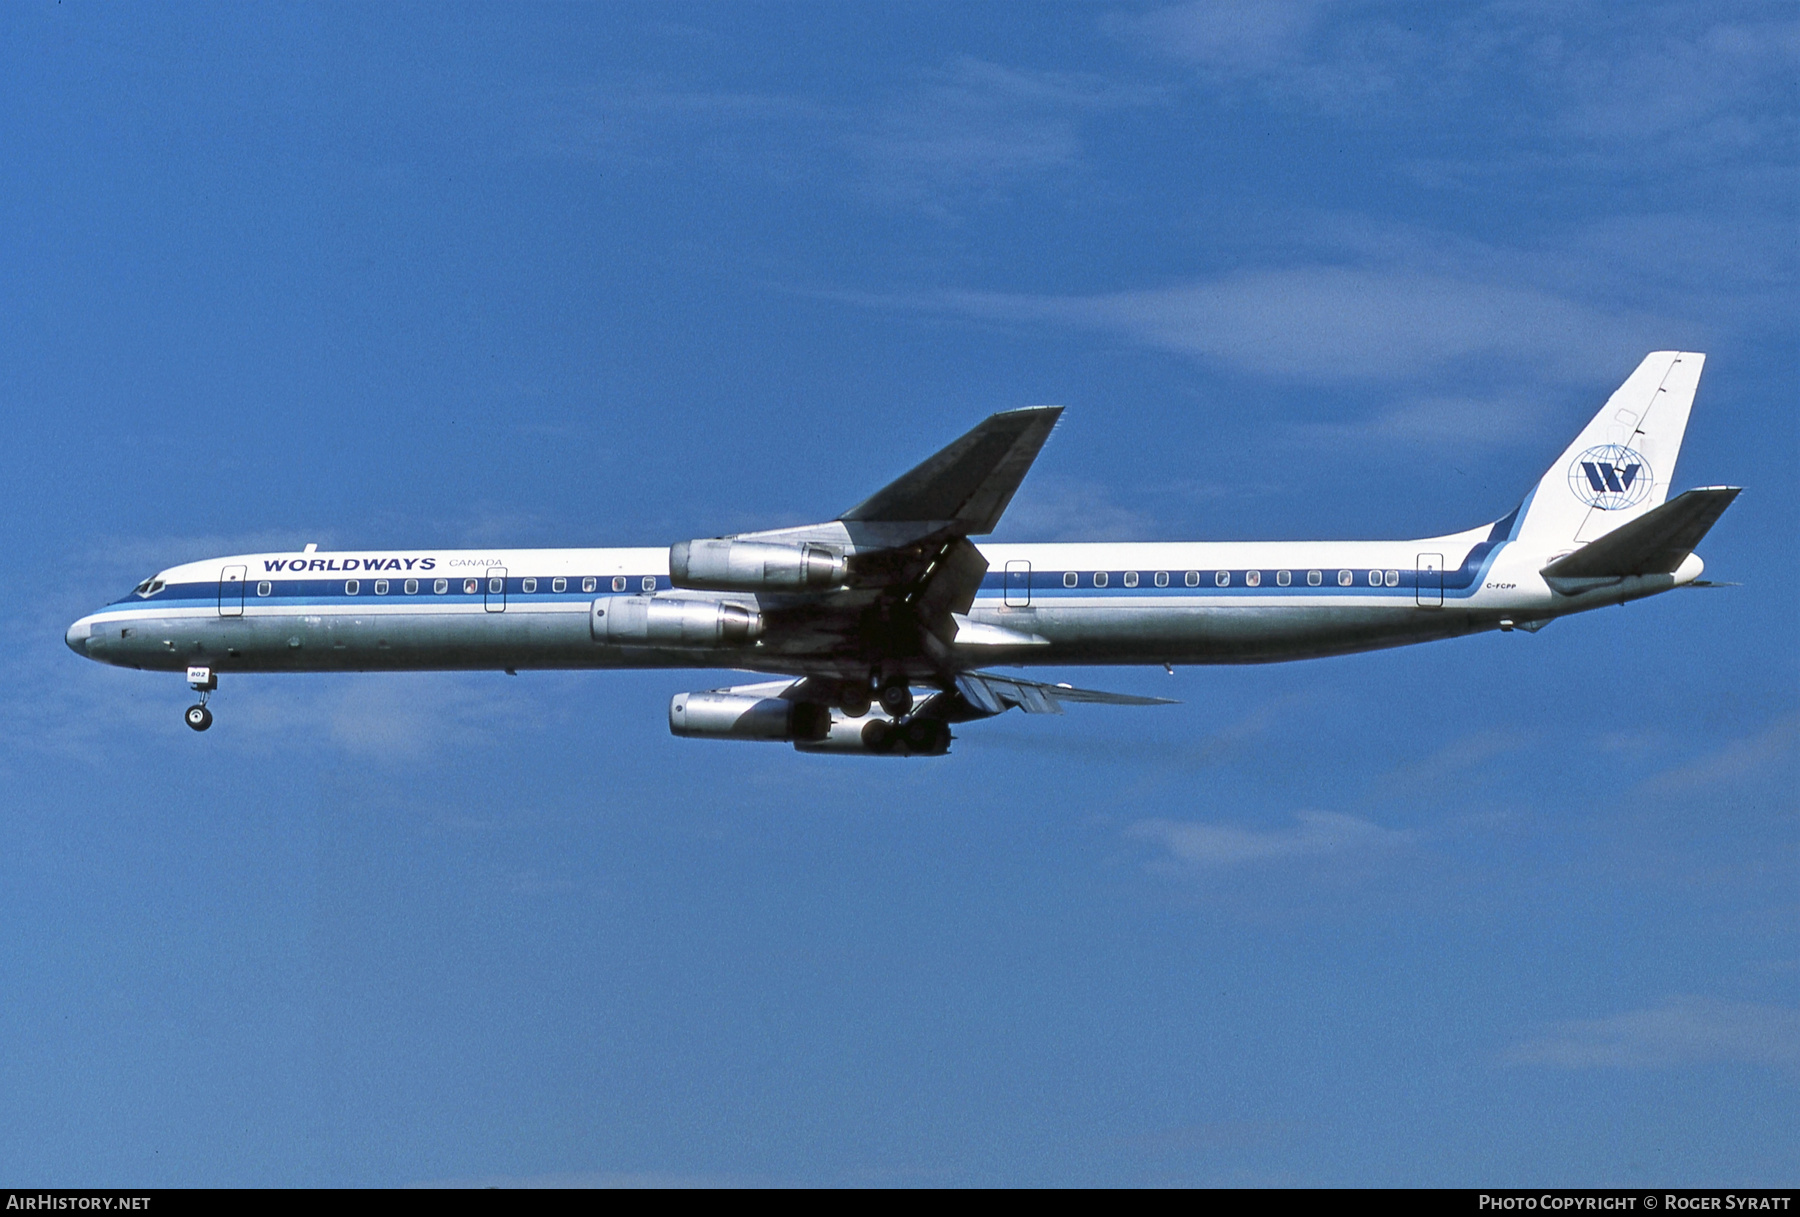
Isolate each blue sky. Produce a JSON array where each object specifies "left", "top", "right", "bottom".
[{"left": 2, "top": 1, "right": 1794, "bottom": 1187}]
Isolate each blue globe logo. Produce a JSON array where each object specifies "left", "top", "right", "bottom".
[{"left": 1568, "top": 445, "right": 1652, "bottom": 511}]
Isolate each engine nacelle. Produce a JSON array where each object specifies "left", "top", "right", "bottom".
[
  {"left": 669, "top": 539, "right": 847, "bottom": 592},
  {"left": 795, "top": 713, "right": 951, "bottom": 756},
  {"left": 592, "top": 596, "right": 762, "bottom": 647},
  {"left": 669, "top": 692, "right": 830, "bottom": 741},
  {"left": 667, "top": 693, "right": 951, "bottom": 755}
]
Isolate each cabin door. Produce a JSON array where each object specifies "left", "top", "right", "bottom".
[
  {"left": 218, "top": 565, "right": 246, "bottom": 617},
  {"left": 1004, "top": 560, "right": 1031, "bottom": 607},
  {"left": 485, "top": 567, "right": 507, "bottom": 612},
  {"left": 1415, "top": 554, "right": 1444, "bottom": 608}
]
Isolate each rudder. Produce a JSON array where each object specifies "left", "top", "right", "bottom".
[{"left": 1513, "top": 351, "right": 1705, "bottom": 550}]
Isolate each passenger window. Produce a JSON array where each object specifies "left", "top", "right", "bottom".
[
  {"left": 1215, "top": 570, "right": 1229, "bottom": 587},
  {"left": 522, "top": 578, "right": 537, "bottom": 593},
  {"left": 1093, "top": 571, "right": 1109, "bottom": 587},
  {"left": 1276, "top": 570, "right": 1291, "bottom": 586},
  {"left": 434, "top": 578, "right": 448, "bottom": 594},
  {"left": 612, "top": 576, "right": 627, "bottom": 592},
  {"left": 1123, "top": 571, "right": 1139, "bottom": 588},
  {"left": 345, "top": 580, "right": 360, "bottom": 595},
  {"left": 1063, "top": 571, "right": 1078, "bottom": 588},
  {"left": 1338, "top": 570, "right": 1352, "bottom": 586},
  {"left": 552, "top": 577, "right": 566, "bottom": 593},
  {"left": 375, "top": 579, "right": 389, "bottom": 595},
  {"left": 465, "top": 578, "right": 479, "bottom": 594},
  {"left": 1308, "top": 570, "right": 1322, "bottom": 586},
  {"left": 1154, "top": 571, "right": 1169, "bottom": 587},
  {"left": 1246, "top": 570, "right": 1261, "bottom": 587},
  {"left": 489, "top": 577, "right": 503, "bottom": 594},
  {"left": 1385, "top": 569, "right": 1399, "bottom": 587},
  {"left": 256, "top": 581, "right": 271, "bottom": 596},
  {"left": 583, "top": 577, "right": 597, "bottom": 593},
  {"left": 1185, "top": 570, "right": 1200, "bottom": 587},
  {"left": 404, "top": 579, "right": 419, "bottom": 594},
  {"left": 642, "top": 575, "right": 657, "bottom": 592},
  {"left": 1368, "top": 570, "right": 1382, "bottom": 586}
]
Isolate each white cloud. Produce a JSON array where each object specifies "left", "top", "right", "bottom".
[
  {"left": 940, "top": 264, "right": 1664, "bottom": 387},
  {"left": 873, "top": 202, "right": 1777, "bottom": 447},
  {"left": 1552, "top": 15, "right": 1800, "bottom": 154},
  {"left": 1128, "top": 809, "right": 1407, "bottom": 866},
  {"left": 1117, "top": 1, "right": 1325, "bottom": 75},
  {"left": 1509, "top": 996, "right": 1800, "bottom": 1071},
  {"left": 1116, "top": 3, "right": 1800, "bottom": 163},
  {"left": 322, "top": 672, "right": 543, "bottom": 761},
  {"left": 1642, "top": 714, "right": 1800, "bottom": 796},
  {"left": 496, "top": 56, "right": 1164, "bottom": 217},
  {"left": 848, "top": 57, "right": 1164, "bottom": 214},
  {"left": 992, "top": 475, "right": 1159, "bottom": 542},
  {"left": 1383, "top": 728, "right": 1533, "bottom": 786}
]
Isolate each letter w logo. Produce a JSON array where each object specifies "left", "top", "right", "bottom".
[{"left": 1581, "top": 461, "right": 1639, "bottom": 494}]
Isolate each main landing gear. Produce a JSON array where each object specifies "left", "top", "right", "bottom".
[
  {"left": 860, "top": 715, "right": 951, "bottom": 756},
  {"left": 184, "top": 665, "right": 216, "bottom": 732},
  {"left": 877, "top": 675, "right": 913, "bottom": 717},
  {"left": 853, "top": 670, "right": 946, "bottom": 754}
]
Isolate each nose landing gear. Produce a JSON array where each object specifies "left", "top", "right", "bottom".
[{"left": 184, "top": 665, "right": 216, "bottom": 732}]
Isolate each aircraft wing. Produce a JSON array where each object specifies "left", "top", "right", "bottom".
[
  {"left": 680, "top": 407, "right": 1065, "bottom": 682},
  {"left": 839, "top": 406, "right": 1062, "bottom": 535}
]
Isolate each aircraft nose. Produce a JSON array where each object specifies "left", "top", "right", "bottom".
[{"left": 65, "top": 620, "right": 89, "bottom": 654}]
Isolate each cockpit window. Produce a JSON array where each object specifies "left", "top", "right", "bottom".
[{"left": 132, "top": 578, "right": 166, "bottom": 598}]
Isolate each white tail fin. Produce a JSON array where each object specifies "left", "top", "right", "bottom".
[{"left": 1514, "top": 351, "right": 1705, "bottom": 549}]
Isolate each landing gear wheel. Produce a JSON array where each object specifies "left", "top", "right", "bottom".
[
  {"left": 839, "top": 683, "right": 872, "bottom": 718},
  {"left": 860, "top": 719, "right": 895, "bottom": 754},
  {"left": 878, "top": 679, "right": 913, "bottom": 717},
  {"left": 184, "top": 704, "right": 213, "bottom": 732}
]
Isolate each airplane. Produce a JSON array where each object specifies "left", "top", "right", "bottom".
[{"left": 66, "top": 351, "right": 1737, "bottom": 756}]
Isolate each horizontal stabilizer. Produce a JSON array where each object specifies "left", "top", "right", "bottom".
[
  {"left": 1541, "top": 487, "right": 1740, "bottom": 579},
  {"left": 841, "top": 406, "right": 1061, "bottom": 534},
  {"left": 955, "top": 672, "right": 1177, "bottom": 716}
]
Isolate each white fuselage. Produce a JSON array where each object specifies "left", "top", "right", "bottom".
[{"left": 64, "top": 522, "right": 1703, "bottom": 680}]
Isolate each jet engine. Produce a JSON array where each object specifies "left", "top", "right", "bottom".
[
  {"left": 591, "top": 595, "right": 762, "bottom": 647},
  {"left": 668, "top": 690, "right": 952, "bottom": 755},
  {"left": 669, "top": 691, "right": 830, "bottom": 741},
  {"left": 669, "top": 539, "right": 846, "bottom": 592}
]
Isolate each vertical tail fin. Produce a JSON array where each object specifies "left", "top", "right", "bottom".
[{"left": 1513, "top": 351, "right": 1705, "bottom": 549}]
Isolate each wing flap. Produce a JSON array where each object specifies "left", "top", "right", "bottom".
[{"left": 954, "top": 672, "right": 1177, "bottom": 717}]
